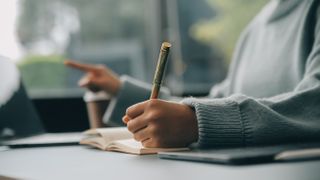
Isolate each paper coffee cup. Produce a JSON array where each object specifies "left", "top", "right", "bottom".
[{"left": 84, "top": 91, "right": 111, "bottom": 129}]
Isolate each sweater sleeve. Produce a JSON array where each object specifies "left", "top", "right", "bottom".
[
  {"left": 181, "top": 7, "right": 320, "bottom": 148},
  {"left": 103, "top": 75, "right": 171, "bottom": 126}
]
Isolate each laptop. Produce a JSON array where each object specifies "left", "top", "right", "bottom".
[
  {"left": 0, "top": 58, "right": 82, "bottom": 148},
  {"left": 158, "top": 142, "right": 320, "bottom": 165}
]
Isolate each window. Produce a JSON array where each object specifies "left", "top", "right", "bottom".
[
  {"left": 164, "top": 0, "right": 268, "bottom": 95},
  {"left": 1, "top": 0, "right": 268, "bottom": 97}
]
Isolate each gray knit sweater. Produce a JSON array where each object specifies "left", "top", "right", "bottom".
[{"left": 104, "top": 0, "right": 320, "bottom": 147}]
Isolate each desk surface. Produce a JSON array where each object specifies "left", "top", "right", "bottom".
[{"left": 0, "top": 145, "right": 320, "bottom": 180}]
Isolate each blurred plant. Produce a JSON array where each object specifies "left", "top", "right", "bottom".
[
  {"left": 190, "top": 0, "right": 268, "bottom": 63},
  {"left": 18, "top": 55, "right": 67, "bottom": 90}
]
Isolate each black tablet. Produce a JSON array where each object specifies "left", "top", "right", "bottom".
[{"left": 158, "top": 143, "right": 320, "bottom": 165}]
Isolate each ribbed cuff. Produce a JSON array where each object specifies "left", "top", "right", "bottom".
[{"left": 181, "top": 98, "right": 245, "bottom": 148}]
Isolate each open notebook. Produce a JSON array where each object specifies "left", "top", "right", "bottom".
[{"left": 80, "top": 127, "right": 188, "bottom": 155}]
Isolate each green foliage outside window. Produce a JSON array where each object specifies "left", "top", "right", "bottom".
[
  {"left": 190, "top": 0, "right": 268, "bottom": 63},
  {"left": 18, "top": 55, "right": 66, "bottom": 90}
]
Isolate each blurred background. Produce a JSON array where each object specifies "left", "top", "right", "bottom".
[{"left": 0, "top": 0, "right": 268, "bottom": 132}]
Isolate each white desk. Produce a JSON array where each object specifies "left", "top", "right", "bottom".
[{"left": 0, "top": 145, "right": 320, "bottom": 180}]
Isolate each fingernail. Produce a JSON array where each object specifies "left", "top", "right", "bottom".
[{"left": 122, "top": 115, "right": 131, "bottom": 124}]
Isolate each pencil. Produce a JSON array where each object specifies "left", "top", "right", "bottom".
[{"left": 150, "top": 42, "right": 172, "bottom": 99}]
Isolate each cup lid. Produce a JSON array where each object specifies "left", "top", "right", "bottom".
[{"left": 83, "top": 91, "right": 111, "bottom": 102}]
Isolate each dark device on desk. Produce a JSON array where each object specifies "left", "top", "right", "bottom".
[
  {"left": 158, "top": 143, "right": 320, "bottom": 165},
  {"left": 0, "top": 59, "right": 81, "bottom": 148}
]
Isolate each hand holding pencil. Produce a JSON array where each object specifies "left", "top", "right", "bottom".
[
  {"left": 123, "top": 42, "right": 198, "bottom": 148},
  {"left": 123, "top": 42, "right": 171, "bottom": 124}
]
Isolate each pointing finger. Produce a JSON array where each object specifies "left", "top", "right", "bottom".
[{"left": 64, "top": 60, "right": 97, "bottom": 72}]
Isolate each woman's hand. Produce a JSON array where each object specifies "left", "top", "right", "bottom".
[
  {"left": 123, "top": 99, "right": 198, "bottom": 148},
  {"left": 64, "top": 60, "right": 121, "bottom": 95}
]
